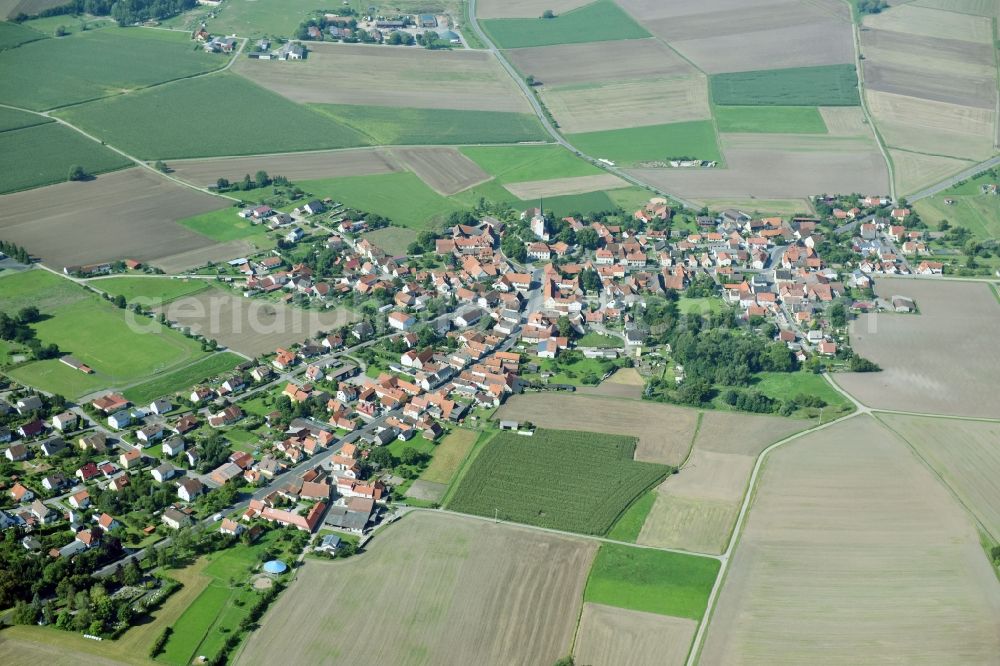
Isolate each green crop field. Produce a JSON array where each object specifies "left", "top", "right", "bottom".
[
  {"left": 0, "top": 123, "right": 132, "bottom": 193},
  {"left": 711, "top": 65, "right": 860, "bottom": 106},
  {"left": 459, "top": 144, "right": 602, "bottom": 183},
  {"left": 57, "top": 73, "right": 371, "bottom": 159},
  {"left": 0, "top": 27, "right": 224, "bottom": 110},
  {"left": 584, "top": 543, "right": 719, "bottom": 619},
  {"left": 123, "top": 353, "right": 244, "bottom": 404},
  {"left": 606, "top": 490, "right": 656, "bottom": 543},
  {"left": 311, "top": 104, "right": 547, "bottom": 145},
  {"left": 92, "top": 277, "right": 211, "bottom": 304},
  {"left": 446, "top": 428, "right": 669, "bottom": 535},
  {"left": 0, "top": 106, "right": 51, "bottom": 132},
  {"left": 914, "top": 194, "right": 1000, "bottom": 240},
  {"left": 481, "top": 0, "right": 650, "bottom": 49},
  {"left": 177, "top": 207, "right": 276, "bottom": 246},
  {"left": 567, "top": 121, "right": 723, "bottom": 166},
  {"left": 295, "top": 172, "right": 467, "bottom": 229},
  {"left": 0, "top": 20, "right": 46, "bottom": 50},
  {"left": 714, "top": 106, "right": 828, "bottom": 133}
]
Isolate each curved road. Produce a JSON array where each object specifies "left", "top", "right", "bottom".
[{"left": 465, "top": 0, "right": 700, "bottom": 209}]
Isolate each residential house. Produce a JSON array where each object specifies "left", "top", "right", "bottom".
[
  {"left": 149, "top": 399, "right": 173, "bottom": 415},
  {"left": 51, "top": 411, "right": 78, "bottom": 431},
  {"left": 107, "top": 411, "right": 132, "bottom": 430},
  {"left": 177, "top": 478, "right": 204, "bottom": 502}
]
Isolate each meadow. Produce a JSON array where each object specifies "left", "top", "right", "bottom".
[
  {"left": 0, "top": 105, "right": 50, "bottom": 131},
  {"left": 57, "top": 74, "right": 371, "bottom": 159},
  {"left": 714, "top": 106, "right": 828, "bottom": 134},
  {"left": 123, "top": 352, "right": 244, "bottom": 405},
  {"left": 446, "top": 428, "right": 669, "bottom": 535},
  {"left": 0, "top": 122, "right": 131, "bottom": 193},
  {"left": 567, "top": 120, "right": 722, "bottom": 165},
  {"left": 0, "top": 20, "right": 45, "bottom": 49},
  {"left": 177, "top": 207, "right": 275, "bottom": 247},
  {"left": 751, "top": 371, "right": 854, "bottom": 421},
  {"left": 913, "top": 193, "right": 1000, "bottom": 240},
  {"left": 711, "top": 65, "right": 861, "bottom": 106},
  {"left": 311, "top": 104, "right": 546, "bottom": 145},
  {"left": 0, "top": 266, "right": 87, "bottom": 314},
  {"left": 418, "top": 428, "right": 479, "bottom": 485},
  {"left": 584, "top": 543, "right": 719, "bottom": 619},
  {"left": 93, "top": 276, "right": 211, "bottom": 303},
  {"left": 459, "top": 144, "right": 603, "bottom": 182},
  {"left": 360, "top": 227, "right": 417, "bottom": 256},
  {"left": 576, "top": 332, "right": 624, "bottom": 348},
  {"left": 481, "top": 0, "right": 650, "bottom": 49},
  {"left": 0, "top": 27, "right": 224, "bottom": 110}
]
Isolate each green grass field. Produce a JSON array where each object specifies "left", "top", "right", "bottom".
[
  {"left": 481, "top": 0, "right": 650, "bottom": 48},
  {"left": 311, "top": 104, "right": 547, "bottom": 145},
  {"left": 914, "top": 194, "right": 1000, "bottom": 240},
  {"left": 0, "top": 27, "right": 224, "bottom": 110},
  {"left": 605, "top": 490, "right": 656, "bottom": 543},
  {"left": 584, "top": 543, "right": 719, "bottom": 619},
  {"left": 92, "top": 277, "right": 211, "bottom": 304},
  {"left": 419, "top": 428, "right": 478, "bottom": 485},
  {"left": 711, "top": 65, "right": 860, "bottom": 106},
  {"left": 21, "top": 15, "right": 117, "bottom": 36},
  {"left": 752, "top": 371, "right": 854, "bottom": 421},
  {"left": 361, "top": 227, "right": 418, "bottom": 256},
  {"left": 459, "top": 144, "right": 603, "bottom": 183},
  {"left": 0, "top": 123, "right": 132, "bottom": 193},
  {"left": 714, "top": 106, "right": 828, "bottom": 133},
  {"left": 0, "top": 269, "right": 88, "bottom": 314},
  {"left": 295, "top": 172, "right": 466, "bottom": 229},
  {"left": 677, "top": 297, "right": 724, "bottom": 315},
  {"left": 176, "top": 207, "right": 276, "bottom": 246},
  {"left": 576, "top": 332, "right": 624, "bottom": 348},
  {"left": 123, "top": 352, "right": 243, "bottom": 404},
  {"left": 939, "top": 170, "right": 997, "bottom": 196},
  {"left": 446, "top": 428, "right": 669, "bottom": 535},
  {"left": 0, "top": 20, "right": 46, "bottom": 50},
  {"left": 527, "top": 353, "right": 617, "bottom": 385},
  {"left": 198, "top": 0, "right": 328, "bottom": 37},
  {"left": 567, "top": 121, "right": 722, "bottom": 166},
  {"left": 57, "top": 73, "right": 371, "bottom": 159},
  {"left": 0, "top": 106, "right": 52, "bottom": 132}
]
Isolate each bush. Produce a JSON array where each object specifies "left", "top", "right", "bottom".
[
  {"left": 848, "top": 355, "right": 880, "bottom": 372},
  {"left": 150, "top": 626, "right": 172, "bottom": 657}
]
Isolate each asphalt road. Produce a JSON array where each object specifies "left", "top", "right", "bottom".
[{"left": 907, "top": 154, "right": 1000, "bottom": 202}]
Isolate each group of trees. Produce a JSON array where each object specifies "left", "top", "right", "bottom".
[
  {"left": 857, "top": 0, "right": 888, "bottom": 14},
  {"left": 13, "top": 0, "right": 197, "bottom": 26},
  {"left": 0, "top": 307, "right": 60, "bottom": 360},
  {"left": 0, "top": 240, "right": 30, "bottom": 264},
  {"left": 216, "top": 171, "right": 291, "bottom": 193}
]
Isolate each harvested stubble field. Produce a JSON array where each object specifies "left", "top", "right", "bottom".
[
  {"left": 638, "top": 411, "right": 806, "bottom": 554},
  {"left": 911, "top": 0, "right": 1000, "bottom": 15},
  {"left": 476, "top": 0, "right": 592, "bottom": 19},
  {"left": 713, "top": 106, "right": 828, "bottom": 134},
  {"left": 235, "top": 43, "right": 531, "bottom": 113},
  {"left": 0, "top": 168, "right": 232, "bottom": 270},
  {"left": 574, "top": 603, "right": 696, "bottom": 666},
  {"left": 495, "top": 393, "right": 699, "bottom": 466},
  {"left": 864, "top": 3, "right": 994, "bottom": 42},
  {"left": 838, "top": 278, "right": 1000, "bottom": 418},
  {"left": 157, "top": 288, "right": 358, "bottom": 357},
  {"left": 863, "top": 61, "right": 995, "bottom": 110},
  {"left": 446, "top": 428, "right": 668, "bottom": 535},
  {"left": 628, "top": 134, "right": 888, "bottom": 200},
  {"left": 817, "top": 106, "right": 868, "bottom": 136},
  {"left": 890, "top": 150, "right": 973, "bottom": 196},
  {"left": 167, "top": 148, "right": 401, "bottom": 189},
  {"left": 617, "top": 0, "right": 853, "bottom": 74},
  {"left": 0, "top": 27, "right": 223, "bottom": 111},
  {"left": 700, "top": 416, "right": 1000, "bottom": 664},
  {"left": 391, "top": 147, "right": 491, "bottom": 195},
  {"left": 238, "top": 512, "right": 596, "bottom": 666},
  {"left": 504, "top": 173, "right": 627, "bottom": 199},
  {"left": 879, "top": 413, "right": 1000, "bottom": 541},
  {"left": 0, "top": 122, "right": 132, "bottom": 194},
  {"left": 860, "top": 28, "right": 996, "bottom": 80}
]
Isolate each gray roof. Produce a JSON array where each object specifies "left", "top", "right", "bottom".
[{"left": 325, "top": 506, "right": 368, "bottom": 532}]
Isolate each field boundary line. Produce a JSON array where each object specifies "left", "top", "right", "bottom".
[{"left": 873, "top": 412, "right": 1000, "bottom": 544}]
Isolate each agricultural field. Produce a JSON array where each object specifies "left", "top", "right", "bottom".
[
  {"left": 360, "top": 227, "right": 417, "bottom": 256},
  {"left": 57, "top": 74, "right": 371, "bottom": 160},
  {"left": 606, "top": 489, "right": 655, "bottom": 542},
  {"left": 584, "top": 542, "right": 719, "bottom": 619},
  {"left": 567, "top": 121, "right": 723, "bottom": 166},
  {"left": 0, "top": 122, "right": 131, "bottom": 194},
  {"left": 0, "top": 105, "right": 49, "bottom": 131},
  {"left": 1, "top": 0, "right": 70, "bottom": 19},
  {"left": 476, "top": 0, "right": 592, "bottom": 19},
  {"left": 628, "top": 133, "right": 889, "bottom": 200},
  {"left": 167, "top": 148, "right": 401, "bottom": 189},
  {"left": 176, "top": 208, "right": 274, "bottom": 248},
  {"left": 505, "top": 38, "right": 709, "bottom": 133},
  {"left": 459, "top": 144, "right": 603, "bottom": 183},
  {"left": 0, "top": 267, "right": 88, "bottom": 316},
  {"left": 238, "top": 512, "right": 597, "bottom": 666},
  {"left": 861, "top": 3, "right": 998, "bottom": 189},
  {"left": 574, "top": 603, "right": 697, "bottom": 666},
  {"left": 123, "top": 352, "right": 244, "bottom": 405},
  {"left": 446, "top": 428, "right": 669, "bottom": 535},
  {"left": 503, "top": 173, "right": 628, "bottom": 199},
  {"left": 481, "top": 0, "right": 650, "bottom": 49},
  {"left": 838, "top": 277, "right": 1000, "bottom": 418},
  {"left": 714, "top": 106, "right": 828, "bottom": 134},
  {"left": 711, "top": 65, "right": 860, "bottom": 107},
  {"left": 0, "top": 168, "right": 233, "bottom": 270},
  {"left": 157, "top": 287, "right": 358, "bottom": 357},
  {"left": 390, "top": 147, "right": 491, "bottom": 196},
  {"left": 616, "top": 0, "right": 854, "bottom": 74},
  {"left": 0, "top": 20, "right": 45, "bottom": 49},
  {"left": 496, "top": 393, "right": 699, "bottom": 466},
  {"left": 419, "top": 428, "right": 479, "bottom": 486},
  {"left": 0, "top": 27, "right": 224, "bottom": 110},
  {"left": 311, "top": 103, "right": 546, "bottom": 146},
  {"left": 235, "top": 43, "right": 532, "bottom": 113},
  {"left": 92, "top": 276, "right": 211, "bottom": 304},
  {"left": 880, "top": 413, "right": 1000, "bottom": 541},
  {"left": 699, "top": 416, "right": 1000, "bottom": 663}
]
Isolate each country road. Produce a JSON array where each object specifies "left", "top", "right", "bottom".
[{"left": 907, "top": 154, "right": 1000, "bottom": 202}]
